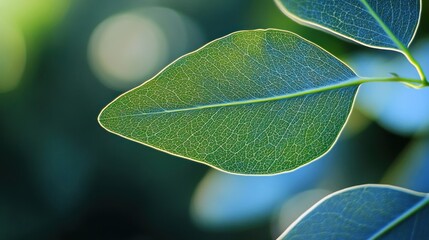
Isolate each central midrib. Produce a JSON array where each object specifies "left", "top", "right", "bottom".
[
  {"left": 99, "top": 79, "right": 361, "bottom": 120},
  {"left": 358, "top": 0, "right": 408, "bottom": 50},
  {"left": 369, "top": 195, "right": 429, "bottom": 239}
]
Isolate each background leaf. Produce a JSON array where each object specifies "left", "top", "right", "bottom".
[
  {"left": 190, "top": 153, "right": 333, "bottom": 230},
  {"left": 98, "top": 29, "right": 358, "bottom": 175},
  {"left": 382, "top": 137, "right": 429, "bottom": 192},
  {"left": 278, "top": 185, "right": 429, "bottom": 240},
  {"left": 275, "top": 0, "right": 421, "bottom": 51}
]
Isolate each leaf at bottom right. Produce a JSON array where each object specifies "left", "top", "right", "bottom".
[{"left": 277, "top": 184, "right": 429, "bottom": 240}]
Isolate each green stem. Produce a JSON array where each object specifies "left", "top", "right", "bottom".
[
  {"left": 401, "top": 48, "right": 428, "bottom": 86},
  {"left": 366, "top": 77, "right": 422, "bottom": 87},
  {"left": 359, "top": 0, "right": 428, "bottom": 86}
]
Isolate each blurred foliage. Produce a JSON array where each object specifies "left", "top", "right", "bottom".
[{"left": 0, "top": 0, "right": 428, "bottom": 239}]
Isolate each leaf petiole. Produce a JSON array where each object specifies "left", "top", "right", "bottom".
[
  {"left": 400, "top": 48, "right": 428, "bottom": 86},
  {"left": 322, "top": 76, "right": 424, "bottom": 92},
  {"left": 359, "top": 77, "right": 424, "bottom": 89},
  {"left": 289, "top": 77, "right": 424, "bottom": 98}
]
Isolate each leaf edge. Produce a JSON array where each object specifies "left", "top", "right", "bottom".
[
  {"left": 97, "top": 28, "right": 360, "bottom": 176},
  {"left": 273, "top": 0, "right": 422, "bottom": 53},
  {"left": 276, "top": 184, "right": 429, "bottom": 239}
]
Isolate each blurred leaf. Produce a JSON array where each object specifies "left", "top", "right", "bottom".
[
  {"left": 348, "top": 39, "right": 429, "bottom": 135},
  {"left": 275, "top": 0, "right": 421, "bottom": 51},
  {"left": 278, "top": 185, "right": 429, "bottom": 240},
  {"left": 275, "top": 189, "right": 331, "bottom": 236},
  {"left": 342, "top": 108, "right": 371, "bottom": 137},
  {"left": 0, "top": 0, "right": 70, "bottom": 33},
  {"left": 98, "top": 29, "right": 358, "bottom": 175},
  {"left": 382, "top": 138, "right": 429, "bottom": 192},
  {"left": 0, "top": 23, "right": 26, "bottom": 93},
  {"left": 0, "top": 200, "right": 50, "bottom": 240},
  {"left": 191, "top": 152, "right": 334, "bottom": 230}
]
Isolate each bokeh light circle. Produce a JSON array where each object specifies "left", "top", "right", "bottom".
[
  {"left": 89, "top": 7, "right": 204, "bottom": 91},
  {"left": 89, "top": 13, "right": 168, "bottom": 90}
]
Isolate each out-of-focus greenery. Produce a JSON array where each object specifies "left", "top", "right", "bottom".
[{"left": 0, "top": 0, "right": 428, "bottom": 239}]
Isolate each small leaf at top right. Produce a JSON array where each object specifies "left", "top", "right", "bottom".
[{"left": 275, "top": 0, "right": 422, "bottom": 52}]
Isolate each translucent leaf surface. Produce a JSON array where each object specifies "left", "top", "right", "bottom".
[
  {"left": 278, "top": 185, "right": 429, "bottom": 240},
  {"left": 98, "top": 29, "right": 358, "bottom": 175},
  {"left": 275, "top": 0, "right": 421, "bottom": 51}
]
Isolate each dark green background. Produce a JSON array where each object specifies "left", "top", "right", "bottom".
[{"left": 1, "top": 0, "right": 428, "bottom": 239}]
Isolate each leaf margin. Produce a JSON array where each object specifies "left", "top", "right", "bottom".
[
  {"left": 97, "top": 28, "right": 361, "bottom": 176},
  {"left": 276, "top": 184, "right": 429, "bottom": 239},
  {"left": 274, "top": 0, "right": 423, "bottom": 53}
]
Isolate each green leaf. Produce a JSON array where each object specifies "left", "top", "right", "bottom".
[
  {"left": 98, "top": 29, "right": 358, "bottom": 175},
  {"left": 275, "top": 0, "right": 421, "bottom": 52},
  {"left": 278, "top": 185, "right": 429, "bottom": 240}
]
